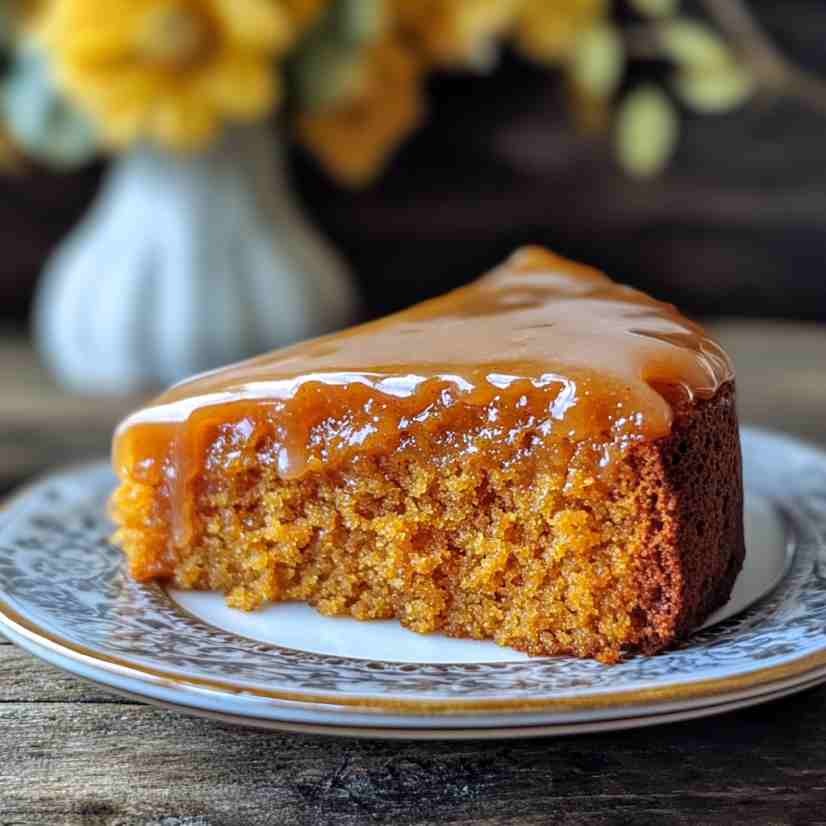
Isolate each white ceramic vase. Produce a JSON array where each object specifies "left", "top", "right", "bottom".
[{"left": 33, "top": 124, "right": 360, "bottom": 395}]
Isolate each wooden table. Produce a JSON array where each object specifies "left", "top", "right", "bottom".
[
  {"left": 2, "top": 324, "right": 826, "bottom": 825},
  {"left": 0, "top": 330, "right": 145, "bottom": 496},
  {"left": 2, "top": 641, "right": 826, "bottom": 825}
]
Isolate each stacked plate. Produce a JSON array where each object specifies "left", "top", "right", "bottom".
[{"left": 1, "top": 428, "right": 825, "bottom": 739}]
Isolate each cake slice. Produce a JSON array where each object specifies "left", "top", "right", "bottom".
[{"left": 111, "top": 247, "right": 744, "bottom": 663}]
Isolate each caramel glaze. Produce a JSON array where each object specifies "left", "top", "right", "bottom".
[{"left": 113, "top": 247, "right": 733, "bottom": 548}]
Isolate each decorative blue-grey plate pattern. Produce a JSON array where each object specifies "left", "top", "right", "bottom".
[{"left": 1, "top": 427, "right": 825, "bottom": 737}]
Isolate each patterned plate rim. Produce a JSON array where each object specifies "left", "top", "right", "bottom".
[
  {"left": 0, "top": 426, "right": 825, "bottom": 719},
  {"left": 4, "top": 612, "right": 824, "bottom": 736}
]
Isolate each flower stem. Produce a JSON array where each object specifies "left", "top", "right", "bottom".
[{"left": 700, "top": 0, "right": 826, "bottom": 114}]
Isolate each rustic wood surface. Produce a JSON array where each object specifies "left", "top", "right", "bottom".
[
  {"left": 2, "top": 328, "right": 826, "bottom": 825},
  {"left": 0, "top": 330, "right": 147, "bottom": 495},
  {"left": 2, "top": 639, "right": 826, "bottom": 826}
]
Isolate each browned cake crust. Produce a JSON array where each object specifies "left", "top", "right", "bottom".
[
  {"left": 111, "top": 382, "right": 743, "bottom": 663},
  {"left": 625, "top": 382, "right": 744, "bottom": 654}
]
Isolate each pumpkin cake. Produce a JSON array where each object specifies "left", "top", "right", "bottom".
[{"left": 111, "top": 247, "right": 744, "bottom": 663}]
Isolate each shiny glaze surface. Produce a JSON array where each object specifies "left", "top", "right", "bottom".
[{"left": 113, "top": 247, "right": 733, "bottom": 542}]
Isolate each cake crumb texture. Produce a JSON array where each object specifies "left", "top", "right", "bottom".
[{"left": 112, "top": 384, "right": 743, "bottom": 663}]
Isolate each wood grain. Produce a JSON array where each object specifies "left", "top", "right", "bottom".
[
  {"left": 0, "top": 646, "right": 128, "bottom": 704},
  {"left": 1, "top": 643, "right": 826, "bottom": 826}
]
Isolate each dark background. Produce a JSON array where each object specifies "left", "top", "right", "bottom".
[{"left": 2, "top": 0, "right": 825, "bottom": 325}]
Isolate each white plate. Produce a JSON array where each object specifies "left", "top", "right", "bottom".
[{"left": 1, "top": 427, "right": 825, "bottom": 738}]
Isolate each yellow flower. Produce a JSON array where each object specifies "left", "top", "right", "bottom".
[
  {"left": 516, "top": 0, "right": 609, "bottom": 64},
  {"left": 42, "top": 0, "right": 303, "bottom": 151},
  {"left": 297, "top": 38, "right": 423, "bottom": 187},
  {"left": 393, "top": 0, "right": 521, "bottom": 66}
]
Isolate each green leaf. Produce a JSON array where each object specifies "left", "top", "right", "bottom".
[
  {"left": 289, "top": 37, "right": 366, "bottom": 112},
  {"left": 659, "top": 18, "right": 734, "bottom": 70},
  {"left": 2, "top": 46, "right": 98, "bottom": 168},
  {"left": 615, "top": 84, "right": 679, "bottom": 178},
  {"left": 571, "top": 23, "right": 625, "bottom": 99},
  {"left": 330, "top": 0, "right": 385, "bottom": 45},
  {"left": 674, "top": 64, "right": 754, "bottom": 112},
  {"left": 629, "top": 0, "right": 678, "bottom": 19},
  {"left": 288, "top": 0, "right": 385, "bottom": 113}
]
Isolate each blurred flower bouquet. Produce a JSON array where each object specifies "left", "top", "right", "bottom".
[
  {"left": 0, "top": 0, "right": 817, "bottom": 392},
  {"left": 0, "top": 0, "right": 776, "bottom": 184}
]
